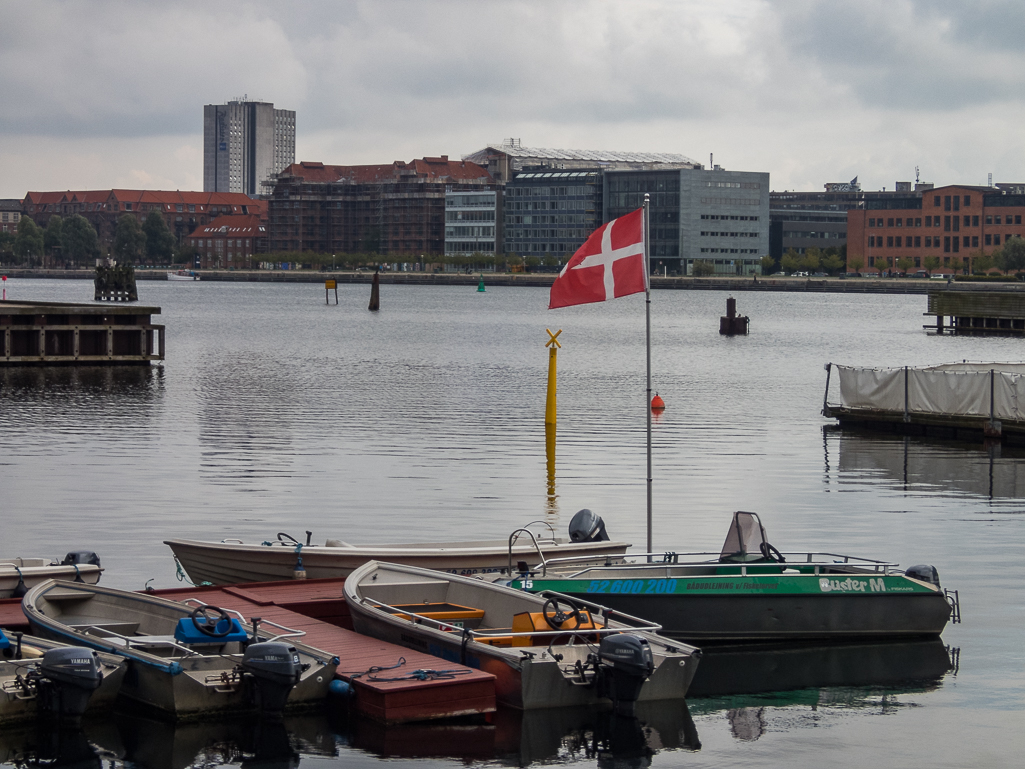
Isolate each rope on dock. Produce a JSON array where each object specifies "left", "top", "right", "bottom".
[
  {"left": 173, "top": 555, "right": 212, "bottom": 587},
  {"left": 341, "top": 656, "right": 472, "bottom": 682}
]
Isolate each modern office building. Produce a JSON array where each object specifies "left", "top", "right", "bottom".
[
  {"left": 444, "top": 189, "right": 500, "bottom": 256},
  {"left": 847, "top": 184, "right": 1025, "bottom": 273},
  {"left": 604, "top": 167, "right": 770, "bottom": 275},
  {"left": 266, "top": 157, "right": 496, "bottom": 255},
  {"left": 502, "top": 170, "right": 602, "bottom": 259},
  {"left": 204, "top": 99, "right": 296, "bottom": 196}
]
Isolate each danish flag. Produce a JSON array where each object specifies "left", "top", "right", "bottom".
[{"left": 549, "top": 208, "right": 646, "bottom": 309}]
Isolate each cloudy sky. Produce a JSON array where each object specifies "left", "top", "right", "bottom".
[{"left": 2, "top": 0, "right": 1024, "bottom": 198}]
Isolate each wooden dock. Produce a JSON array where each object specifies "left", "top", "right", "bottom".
[
  {"left": 0, "top": 578, "right": 496, "bottom": 724},
  {"left": 925, "top": 290, "right": 1025, "bottom": 334},
  {"left": 0, "top": 300, "right": 164, "bottom": 365}
]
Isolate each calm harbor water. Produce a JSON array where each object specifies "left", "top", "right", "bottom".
[{"left": 0, "top": 278, "right": 1022, "bottom": 768}]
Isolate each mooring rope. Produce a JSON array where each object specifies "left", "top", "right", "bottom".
[{"left": 339, "top": 656, "right": 472, "bottom": 683}]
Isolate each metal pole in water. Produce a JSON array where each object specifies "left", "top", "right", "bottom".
[{"left": 644, "top": 193, "right": 653, "bottom": 560}]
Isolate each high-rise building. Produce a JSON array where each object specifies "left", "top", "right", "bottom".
[{"left": 203, "top": 99, "right": 295, "bottom": 197}]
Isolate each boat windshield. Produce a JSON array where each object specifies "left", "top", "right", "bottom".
[{"left": 719, "top": 511, "right": 770, "bottom": 563}]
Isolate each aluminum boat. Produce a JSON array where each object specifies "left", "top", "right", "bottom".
[
  {"left": 344, "top": 560, "right": 700, "bottom": 712},
  {"left": 0, "top": 552, "right": 102, "bottom": 599}
]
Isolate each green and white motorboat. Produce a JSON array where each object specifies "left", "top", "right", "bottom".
[{"left": 506, "top": 511, "right": 960, "bottom": 643}]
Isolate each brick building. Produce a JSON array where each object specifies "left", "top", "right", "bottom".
[
  {"left": 266, "top": 158, "right": 496, "bottom": 256},
  {"left": 0, "top": 200, "right": 21, "bottom": 233},
  {"left": 847, "top": 185, "right": 1025, "bottom": 273},
  {"left": 185, "top": 215, "right": 265, "bottom": 269},
  {"left": 22, "top": 190, "right": 264, "bottom": 257}
]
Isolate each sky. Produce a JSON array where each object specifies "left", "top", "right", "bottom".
[{"left": 2, "top": 0, "right": 1025, "bottom": 198}]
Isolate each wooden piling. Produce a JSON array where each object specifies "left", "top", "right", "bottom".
[{"left": 369, "top": 270, "right": 380, "bottom": 311}]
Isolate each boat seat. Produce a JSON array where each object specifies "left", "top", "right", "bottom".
[{"left": 71, "top": 622, "right": 141, "bottom": 637}]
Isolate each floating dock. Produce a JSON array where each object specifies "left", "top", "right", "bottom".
[
  {"left": 925, "top": 290, "right": 1025, "bottom": 334},
  {"left": 0, "top": 300, "right": 164, "bottom": 365},
  {"left": 823, "top": 362, "right": 1025, "bottom": 443},
  {"left": 0, "top": 577, "right": 495, "bottom": 724}
]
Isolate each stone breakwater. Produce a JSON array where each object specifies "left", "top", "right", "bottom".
[{"left": 4, "top": 268, "right": 1025, "bottom": 295}]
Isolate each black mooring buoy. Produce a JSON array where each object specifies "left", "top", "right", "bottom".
[
  {"left": 368, "top": 269, "right": 380, "bottom": 311},
  {"left": 719, "top": 295, "right": 749, "bottom": 335}
]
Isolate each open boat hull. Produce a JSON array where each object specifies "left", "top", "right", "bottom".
[
  {"left": 0, "top": 560, "right": 101, "bottom": 599},
  {"left": 0, "top": 636, "right": 126, "bottom": 724},
  {"left": 22, "top": 580, "right": 337, "bottom": 720},
  {"left": 344, "top": 561, "right": 699, "bottom": 710},
  {"left": 165, "top": 537, "right": 630, "bottom": 586}
]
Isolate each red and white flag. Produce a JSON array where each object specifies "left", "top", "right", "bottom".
[{"left": 549, "top": 208, "right": 646, "bottom": 309}]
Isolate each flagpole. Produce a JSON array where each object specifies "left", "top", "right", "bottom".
[{"left": 643, "top": 193, "right": 652, "bottom": 561}]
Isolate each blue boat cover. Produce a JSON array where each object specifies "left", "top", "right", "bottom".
[
  {"left": 0, "top": 628, "right": 8, "bottom": 650},
  {"left": 173, "top": 617, "right": 248, "bottom": 644}
]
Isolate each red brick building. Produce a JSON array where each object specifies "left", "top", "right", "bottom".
[
  {"left": 266, "top": 157, "right": 496, "bottom": 255},
  {"left": 22, "top": 190, "right": 266, "bottom": 257},
  {"left": 185, "top": 215, "right": 265, "bottom": 269},
  {"left": 848, "top": 185, "right": 1025, "bottom": 273}
]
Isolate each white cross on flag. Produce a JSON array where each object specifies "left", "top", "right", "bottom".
[{"left": 549, "top": 208, "right": 646, "bottom": 309}]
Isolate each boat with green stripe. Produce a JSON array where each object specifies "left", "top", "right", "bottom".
[{"left": 506, "top": 512, "right": 959, "bottom": 642}]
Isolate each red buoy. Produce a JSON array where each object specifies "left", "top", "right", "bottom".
[{"left": 651, "top": 393, "right": 665, "bottom": 410}]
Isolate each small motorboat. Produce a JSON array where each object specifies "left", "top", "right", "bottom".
[
  {"left": 167, "top": 270, "right": 200, "bottom": 281},
  {"left": 22, "top": 580, "right": 338, "bottom": 720},
  {"left": 0, "top": 627, "right": 127, "bottom": 724},
  {"left": 0, "top": 552, "right": 102, "bottom": 599},
  {"left": 166, "top": 511, "right": 630, "bottom": 586},
  {"left": 343, "top": 560, "right": 700, "bottom": 713},
  {"left": 507, "top": 511, "right": 960, "bottom": 642}
]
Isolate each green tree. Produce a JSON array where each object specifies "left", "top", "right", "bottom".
[
  {"left": 846, "top": 255, "right": 864, "bottom": 274},
  {"left": 43, "top": 215, "right": 63, "bottom": 257},
  {"left": 14, "top": 217, "right": 44, "bottom": 263},
  {"left": 143, "top": 212, "right": 175, "bottom": 263},
  {"left": 923, "top": 255, "right": 941, "bottom": 275},
  {"left": 1000, "top": 236, "right": 1025, "bottom": 274},
  {"left": 0, "top": 231, "right": 14, "bottom": 259},
  {"left": 973, "top": 251, "right": 995, "bottom": 273},
  {"left": 897, "top": 257, "right": 914, "bottom": 275},
  {"left": 113, "top": 214, "right": 146, "bottom": 263},
  {"left": 801, "top": 247, "right": 821, "bottom": 272},
  {"left": 692, "top": 260, "right": 714, "bottom": 276},
  {"left": 780, "top": 249, "right": 801, "bottom": 274},
  {"left": 758, "top": 255, "right": 775, "bottom": 273},
  {"left": 823, "top": 253, "right": 845, "bottom": 274},
  {"left": 61, "top": 215, "right": 100, "bottom": 266}
]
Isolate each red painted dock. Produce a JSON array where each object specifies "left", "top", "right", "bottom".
[{"left": 1, "top": 578, "right": 496, "bottom": 724}]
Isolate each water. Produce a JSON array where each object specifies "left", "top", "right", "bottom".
[{"left": 0, "top": 279, "right": 1022, "bottom": 767}]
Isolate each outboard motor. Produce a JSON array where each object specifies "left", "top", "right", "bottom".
[
  {"left": 569, "top": 509, "right": 610, "bottom": 542},
  {"left": 35, "top": 647, "right": 103, "bottom": 722},
  {"left": 905, "top": 564, "right": 941, "bottom": 587},
  {"left": 61, "top": 551, "right": 101, "bottom": 568},
  {"left": 241, "top": 642, "right": 304, "bottom": 719},
  {"left": 597, "top": 634, "right": 654, "bottom": 717}
]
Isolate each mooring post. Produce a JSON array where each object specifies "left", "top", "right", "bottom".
[
  {"left": 821, "top": 362, "right": 832, "bottom": 416},
  {"left": 903, "top": 366, "right": 910, "bottom": 423}
]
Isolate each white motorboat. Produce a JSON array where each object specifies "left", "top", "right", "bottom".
[
  {"left": 0, "top": 628, "right": 127, "bottom": 724},
  {"left": 167, "top": 270, "right": 200, "bottom": 281},
  {"left": 0, "top": 552, "right": 102, "bottom": 599},
  {"left": 166, "top": 512, "right": 631, "bottom": 586},
  {"left": 22, "top": 580, "right": 338, "bottom": 720},
  {"left": 344, "top": 560, "right": 700, "bottom": 712}
]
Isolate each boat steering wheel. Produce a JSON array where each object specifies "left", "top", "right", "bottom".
[
  {"left": 277, "top": 532, "right": 301, "bottom": 546},
  {"left": 190, "top": 605, "right": 233, "bottom": 637},
  {"left": 760, "top": 542, "right": 786, "bottom": 563},
  {"left": 542, "top": 597, "right": 583, "bottom": 630}
]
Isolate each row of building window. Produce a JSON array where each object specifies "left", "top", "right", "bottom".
[
  {"left": 700, "top": 231, "right": 759, "bottom": 238},
  {"left": 699, "top": 248, "right": 762, "bottom": 254},
  {"left": 700, "top": 214, "right": 760, "bottom": 221},
  {"left": 507, "top": 201, "right": 591, "bottom": 211},
  {"left": 445, "top": 241, "right": 495, "bottom": 253},
  {"left": 869, "top": 234, "right": 1022, "bottom": 250},
  {"left": 445, "top": 226, "right": 495, "bottom": 238},
  {"left": 507, "top": 229, "right": 591, "bottom": 240},
  {"left": 446, "top": 211, "right": 495, "bottom": 222},
  {"left": 705, "top": 181, "right": 761, "bottom": 190},
  {"left": 935, "top": 195, "right": 970, "bottom": 210},
  {"left": 870, "top": 214, "right": 1022, "bottom": 228},
  {"left": 786, "top": 231, "right": 846, "bottom": 239},
  {"left": 507, "top": 186, "right": 594, "bottom": 197},
  {"left": 506, "top": 215, "right": 591, "bottom": 225}
]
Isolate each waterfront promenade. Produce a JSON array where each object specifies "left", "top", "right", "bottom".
[{"left": 4, "top": 267, "right": 1024, "bottom": 295}]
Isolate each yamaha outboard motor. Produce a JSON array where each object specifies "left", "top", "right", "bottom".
[
  {"left": 241, "top": 642, "right": 303, "bottom": 719},
  {"left": 597, "top": 634, "right": 654, "bottom": 717},
  {"left": 35, "top": 647, "right": 103, "bottom": 722},
  {"left": 905, "top": 564, "right": 941, "bottom": 587},
  {"left": 61, "top": 551, "right": 101, "bottom": 568},
  {"left": 569, "top": 509, "right": 610, "bottom": 542}
]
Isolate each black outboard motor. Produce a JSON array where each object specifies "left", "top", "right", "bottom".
[
  {"left": 35, "top": 647, "right": 103, "bottom": 722},
  {"left": 597, "top": 634, "right": 654, "bottom": 717},
  {"left": 241, "top": 642, "right": 303, "bottom": 719},
  {"left": 905, "top": 564, "right": 941, "bottom": 587},
  {"left": 569, "top": 509, "right": 610, "bottom": 542},
  {"left": 62, "top": 551, "right": 101, "bottom": 568}
]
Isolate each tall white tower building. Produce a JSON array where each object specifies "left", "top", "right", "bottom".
[{"left": 203, "top": 98, "right": 295, "bottom": 196}]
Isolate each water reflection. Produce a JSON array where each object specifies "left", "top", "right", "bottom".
[
  {"left": 827, "top": 426, "right": 1025, "bottom": 500},
  {"left": 0, "top": 724, "right": 107, "bottom": 769}
]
